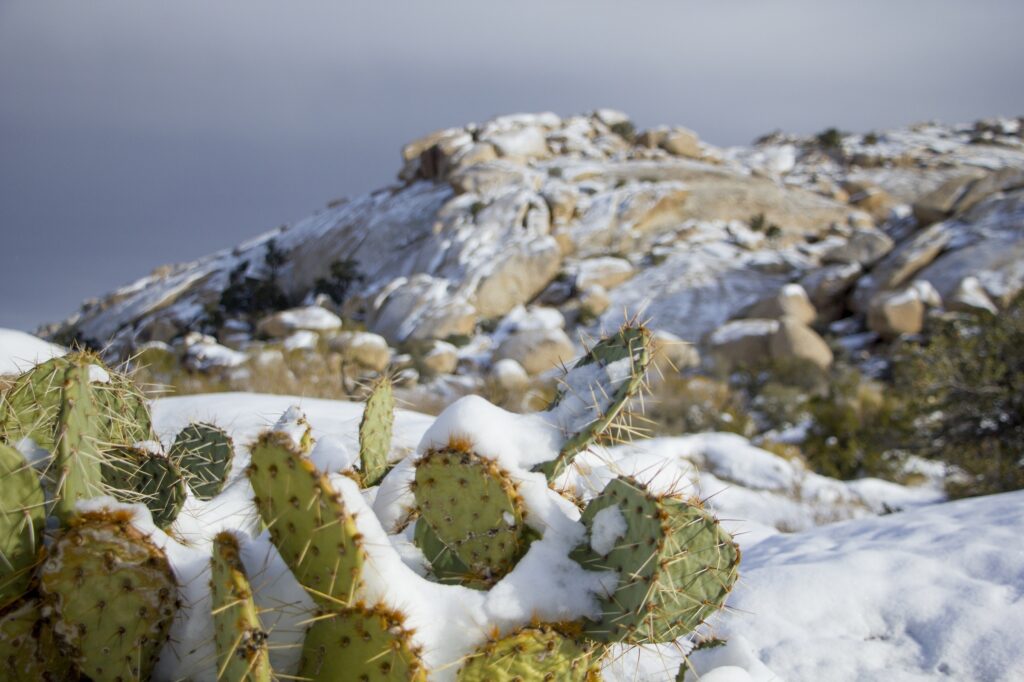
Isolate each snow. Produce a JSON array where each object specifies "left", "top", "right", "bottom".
[
  {"left": 0, "top": 328, "right": 66, "bottom": 375},
  {"left": 689, "top": 491, "right": 1024, "bottom": 682},
  {"left": 87, "top": 363, "right": 110, "bottom": 383},
  {"left": 710, "top": 319, "right": 780, "bottom": 346},
  {"left": 282, "top": 329, "right": 318, "bottom": 351},
  {"left": 93, "top": 390, "right": 1003, "bottom": 682},
  {"left": 270, "top": 305, "right": 342, "bottom": 332}
]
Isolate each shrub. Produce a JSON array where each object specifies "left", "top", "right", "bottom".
[
  {"left": 894, "top": 296, "right": 1024, "bottom": 496},
  {"left": 219, "top": 239, "right": 289, "bottom": 317},
  {"left": 313, "top": 258, "right": 364, "bottom": 305}
]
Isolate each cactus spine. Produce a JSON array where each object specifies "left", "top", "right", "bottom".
[
  {"left": 211, "top": 531, "right": 271, "bottom": 682},
  {"left": 39, "top": 509, "right": 178, "bottom": 682},
  {"left": 0, "top": 442, "right": 46, "bottom": 609},
  {"left": 358, "top": 376, "right": 394, "bottom": 486},
  {"left": 247, "top": 431, "right": 366, "bottom": 608}
]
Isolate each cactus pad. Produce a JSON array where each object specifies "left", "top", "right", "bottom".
[
  {"left": 358, "top": 376, "right": 394, "bottom": 486},
  {"left": 0, "top": 598, "right": 74, "bottom": 681},
  {"left": 102, "top": 447, "right": 187, "bottom": 530},
  {"left": 170, "top": 422, "right": 234, "bottom": 500},
  {"left": 537, "top": 323, "right": 652, "bottom": 480},
  {"left": 412, "top": 516, "right": 473, "bottom": 586},
  {"left": 50, "top": 363, "right": 106, "bottom": 524},
  {"left": 248, "top": 431, "right": 366, "bottom": 607},
  {"left": 39, "top": 510, "right": 178, "bottom": 681},
  {"left": 457, "top": 625, "right": 602, "bottom": 681},
  {"left": 0, "top": 354, "right": 153, "bottom": 455},
  {"left": 211, "top": 531, "right": 271, "bottom": 682},
  {"left": 298, "top": 603, "right": 425, "bottom": 681},
  {"left": 0, "top": 442, "right": 46, "bottom": 609},
  {"left": 573, "top": 477, "right": 739, "bottom": 644},
  {"left": 413, "top": 445, "right": 526, "bottom": 586}
]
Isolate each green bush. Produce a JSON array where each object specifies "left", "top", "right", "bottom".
[
  {"left": 895, "top": 296, "right": 1024, "bottom": 497},
  {"left": 803, "top": 367, "right": 913, "bottom": 480}
]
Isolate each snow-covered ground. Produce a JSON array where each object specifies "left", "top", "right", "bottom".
[
  {"left": 143, "top": 391, "right": 1020, "bottom": 681},
  {"left": 0, "top": 327, "right": 65, "bottom": 375}
]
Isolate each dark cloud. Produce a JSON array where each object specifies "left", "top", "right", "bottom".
[{"left": 1, "top": 0, "right": 1022, "bottom": 330}]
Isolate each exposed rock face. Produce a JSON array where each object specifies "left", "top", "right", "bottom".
[{"left": 46, "top": 111, "right": 1024, "bottom": 396}]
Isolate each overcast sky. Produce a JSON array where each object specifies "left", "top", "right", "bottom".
[{"left": 1, "top": 0, "right": 1022, "bottom": 331}]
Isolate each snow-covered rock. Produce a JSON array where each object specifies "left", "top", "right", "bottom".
[{"left": 0, "top": 328, "right": 66, "bottom": 375}]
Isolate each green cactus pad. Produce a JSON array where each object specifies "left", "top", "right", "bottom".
[
  {"left": 0, "top": 353, "right": 153, "bottom": 455},
  {"left": 0, "top": 356, "right": 67, "bottom": 452},
  {"left": 50, "top": 363, "right": 107, "bottom": 525},
  {"left": 39, "top": 510, "right": 179, "bottom": 682},
  {"left": 170, "top": 421, "right": 235, "bottom": 500},
  {"left": 358, "top": 376, "right": 394, "bottom": 486},
  {"left": 537, "top": 323, "right": 652, "bottom": 480},
  {"left": 102, "top": 447, "right": 187, "bottom": 530},
  {"left": 573, "top": 477, "right": 739, "bottom": 644},
  {"left": 0, "top": 442, "right": 46, "bottom": 609},
  {"left": 457, "top": 625, "right": 602, "bottom": 682},
  {"left": 211, "top": 531, "right": 271, "bottom": 682},
  {"left": 413, "top": 445, "right": 526, "bottom": 586},
  {"left": 248, "top": 431, "right": 366, "bottom": 608},
  {"left": 0, "top": 598, "right": 75, "bottom": 681},
  {"left": 298, "top": 604, "right": 426, "bottom": 681}
]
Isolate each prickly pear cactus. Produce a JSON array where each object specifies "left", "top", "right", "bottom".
[
  {"left": 39, "top": 509, "right": 178, "bottom": 682},
  {"left": 413, "top": 443, "right": 527, "bottom": 586},
  {"left": 298, "top": 603, "right": 426, "bottom": 681},
  {"left": 211, "top": 531, "right": 271, "bottom": 682},
  {"left": 170, "top": 421, "right": 234, "bottom": 500},
  {"left": 50, "top": 362, "right": 106, "bottom": 524},
  {"left": 0, "top": 597, "right": 75, "bottom": 681},
  {"left": 0, "top": 353, "right": 152, "bottom": 455},
  {"left": 358, "top": 376, "right": 394, "bottom": 487},
  {"left": 0, "top": 442, "right": 46, "bottom": 609},
  {"left": 537, "top": 323, "right": 652, "bottom": 480},
  {"left": 572, "top": 477, "right": 739, "bottom": 644},
  {"left": 102, "top": 446, "right": 187, "bottom": 530},
  {"left": 247, "top": 431, "right": 366, "bottom": 608},
  {"left": 457, "top": 625, "right": 602, "bottom": 682},
  {"left": 412, "top": 516, "right": 473, "bottom": 585}
]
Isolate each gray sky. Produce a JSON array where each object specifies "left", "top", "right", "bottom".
[{"left": 2, "top": 0, "right": 1022, "bottom": 331}]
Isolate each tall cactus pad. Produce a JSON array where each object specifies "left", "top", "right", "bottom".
[
  {"left": 170, "top": 422, "right": 234, "bottom": 500},
  {"left": 573, "top": 477, "right": 739, "bottom": 644},
  {"left": 413, "top": 445, "right": 526, "bottom": 586},
  {"left": 211, "top": 532, "right": 271, "bottom": 682},
  {"left": 359, "top": 376, "right": 394, "bottom": 486},
  {"left": 0, "top": 443, "right": 46, "bottom": 609},
  {"left": 0, "top": 353, "right": 153, "bottom": 455},
  {"left": 299, "top": 604, "right": 426, "bottom": 681},
  {"left": 39, "top": 510, "right": 178, "bottom": 682},
  {"left": 248, "top": 431, "right": 366, "bottom": 608},
  {"left": 50, "top": 363, "right": 106, "bottom": 524},
  {"left": 102, "top": 447, "right": 187, "bottom": 530},
  {"left": 0, "top": 598, "right": 74, "bottom": 681},
  {"left": 538, "top": 323, "right": 652, "bottom": 480},
  {"left": 457, "top": 626, "right": 602, "bottom": 682}
]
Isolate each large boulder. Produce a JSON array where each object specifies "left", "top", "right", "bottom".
[
  {"left": 800, "top": 262, "right": 863, "bottom": 320},
  {"left": 867, "top": 288, "right": 925, "bottom": 338},
  {"left": 769, "top": 315, "right": 833, "bottom": 371},
  {"left": 851, "top": 222, "right": 953, "bottom": 312},
  {"left": 574, "top": 257, "right": 636, "bottom": 290},
  {"left": 743, "top": 284, "right": 817, "bottom": 325},
  {"left": 494, "top": 327, "right": 576, "bottom": 376},
  {"left": 822, "top": 228, "right": 894, "bottom": 267},
  {"left": 256, "top": 306, "right": 342, "bottom": 339},
  {"left": 329, "top": 331, "right": 391, "bottom": 372},
  {"left": 948, "top": 276, "right": 999, "bottom": 315},
  {"left": 708, "top": 319, "right": 779, "bottom": 371}
]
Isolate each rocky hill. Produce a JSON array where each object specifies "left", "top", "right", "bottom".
[{"left": 47, "top": 110, "right": 1024, "bottom": 422}]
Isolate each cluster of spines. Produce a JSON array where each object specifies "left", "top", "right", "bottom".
[
  {"left": 537, "top": 322, "right": 653, "bottom": 480},
  {"left": 171, "top": 421, "right": 235, "bottom": 500},
  {"left": 456, "top": 624, "right": 602, "bottom": 681}
]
